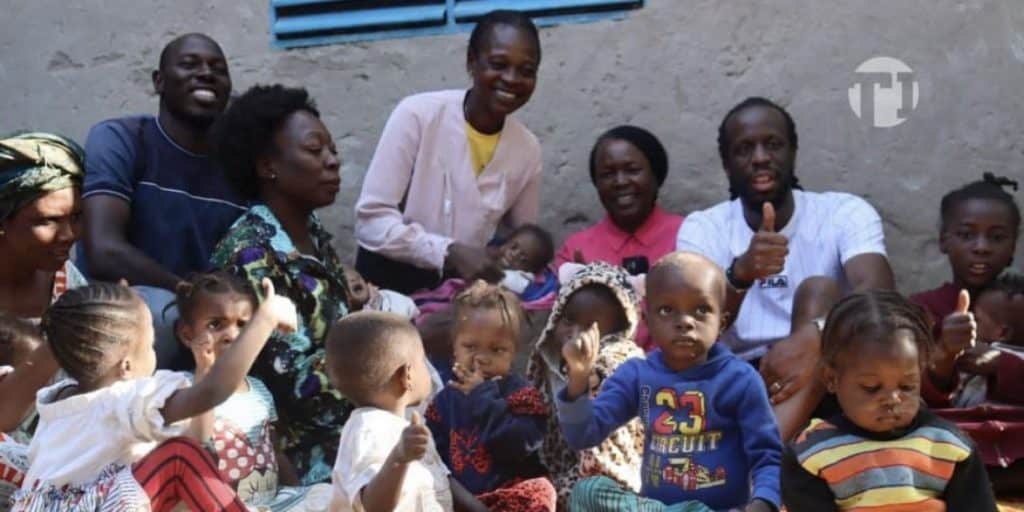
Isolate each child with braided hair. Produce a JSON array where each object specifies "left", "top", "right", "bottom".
[{"left": 13, "top": 279, "right": 296, "bottom": 511}]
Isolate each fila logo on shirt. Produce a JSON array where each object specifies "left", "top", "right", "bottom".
[{"left": 759, "top": 275, "right": 789, "bottom": 289}]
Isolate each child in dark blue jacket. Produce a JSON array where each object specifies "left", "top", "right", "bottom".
[
  {"left": 425, "top": 281, "right": 556, "bottom": 511},
  {"left": 557, "top": 252, "right": 782, "bottom": 511}
]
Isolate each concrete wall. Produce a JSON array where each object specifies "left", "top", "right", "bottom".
[{"left": 3, "top": 0, "right": 1023, "bottom": 293}]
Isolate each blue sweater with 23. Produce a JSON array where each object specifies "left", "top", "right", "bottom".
[{"left": 557, "top": 343, "right": 782, "bottom": 509}]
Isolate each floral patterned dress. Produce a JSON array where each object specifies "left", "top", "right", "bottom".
[{"left": 211, "top": 205, "right": 351, "bottom": 486}]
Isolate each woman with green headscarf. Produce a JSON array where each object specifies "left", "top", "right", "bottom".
[
  {"left": 0, "top": 133, "right": 89, "bottom": 509},
  {"left": 0, "top": 132, "right": 87, "bottom": 320}
]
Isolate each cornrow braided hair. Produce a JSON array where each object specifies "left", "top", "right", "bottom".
[
  {"left": 821, "top": 290, "right": 935, "bottom": 367},
  {"left": 453, "top": 279, "right": 525, "bottom": 341},
  {"left": 174, "top": 271, "right": 255, "bottom": 325},
  {"left": 940, "top": 172, "right": 1021, "bottom": 231},
  {"left": 41, "top": 282, "right": 142, "bottom": 383}
]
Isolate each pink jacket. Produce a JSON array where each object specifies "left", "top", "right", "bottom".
[{"left": 355, "top": 89, "right": 542, "bottom": 271}]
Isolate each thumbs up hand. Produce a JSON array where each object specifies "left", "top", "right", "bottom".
[
  {"left": 732, "top": 202, "right": 790, "bottom": 287},
  {"left": 933, "top": 289, "right": 977, "bottom": 382},
  {"left": 393, "top": 411, "right": 431, "bottom": 464},
  {"left": 940, "top": 289, "right": 976, "bottom": 355},
  {"left": 258, "top": 278, "right": 298, "bottom": 334}
]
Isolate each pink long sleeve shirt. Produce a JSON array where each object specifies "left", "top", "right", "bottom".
[{"left": 355, "top": 89, "right": 542, "bottom": 272}]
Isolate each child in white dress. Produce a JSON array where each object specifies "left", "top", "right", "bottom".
[{"left": 13, "top": 279, "right": 296, "bottom": 511}]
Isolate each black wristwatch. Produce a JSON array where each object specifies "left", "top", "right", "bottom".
[{"left": 726, "top": 257, "right": 753, "bottom": 291}]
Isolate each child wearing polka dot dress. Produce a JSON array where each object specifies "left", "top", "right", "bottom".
[{"left": 176, "top": 273, "right": 330, "bottom": 511}]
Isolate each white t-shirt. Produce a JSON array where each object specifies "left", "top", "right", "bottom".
[
  {"left": 23, "top": 370, "right": 191, "bottom": 488},
  {"left": 676, "top": 190, "right": 887, "bottom": 360},
  {"left": 330, "top": 407, "right": 453, "bottom": 512}
]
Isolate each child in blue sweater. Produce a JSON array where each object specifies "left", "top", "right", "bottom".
[
  {"left": 557, "top": 252, "right": 782, "bottom": 511},
  {"left": 425, "top": 281, "right": 556, "bottom": 510}
]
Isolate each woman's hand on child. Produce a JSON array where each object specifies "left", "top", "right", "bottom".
[
  {"left": 393, "top": 411, "right": 431, "bottom": 464},
  {"left": 446, "top": 243, "right": 503, "bottom": 283},
  {"left": 450, "top": 357, "right": 487, "bottom": 395},
  {"left": 258, "top": 278, "right": 298, "bottom": 334}
]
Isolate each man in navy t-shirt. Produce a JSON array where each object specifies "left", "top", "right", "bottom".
[{"left": 80, "top": 33, "right": 245, "bottom": 364}]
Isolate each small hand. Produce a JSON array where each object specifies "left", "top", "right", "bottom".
[
  {"left": 393, "top": 411, "right": 431, "bottom": 464},
  {"left": 957, "top": 342, "right": 1000, "bottom": 376},
  {"left": 445, "top": 243, "right": 503, "bottom": 283},
  {"left": 760, "top": 321, "right": 820, "bottom": 404},
  {"left": 190, "top": 341, "right": 216, "bottom": 377},
  {"left": 562, "top": 322, "right": 601, "bottom": 383},
  {"left": 450, "top": 357, "right": 486, "bottom": 395},
  {"left": 259, "top": 278, "right": 298, "bottom": 334},
  {"left": 939, "top": 289, "right": 976, "bottom": 358},
  {"left": 734, "top": 202, "right": 790, "bottom": 284}
]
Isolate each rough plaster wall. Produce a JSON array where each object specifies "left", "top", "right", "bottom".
[{"left": 2, "top": 0, "right": 1022, "bottom": 293}]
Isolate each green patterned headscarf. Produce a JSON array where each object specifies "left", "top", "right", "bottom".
[{"left": 0, "top": 132, "right": 84, "bottom": 222}]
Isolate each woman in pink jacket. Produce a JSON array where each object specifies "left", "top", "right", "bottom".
[{"left": 355, "top": 10, "right": 543, "bottom": 294}]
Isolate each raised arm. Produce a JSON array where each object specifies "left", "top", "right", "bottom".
[
  {"left": 359, "top": 411, "right": 429, "bottom": 512},
  {"left": 557, "top": 325, "right": 640, "bottom": 450},
  {"left": 161, "top": 279, "right": 296, "bottom": 424}
]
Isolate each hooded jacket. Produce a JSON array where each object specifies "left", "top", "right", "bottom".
[{"left": 526, "top": 262, "right": 645, "bottom": 507}]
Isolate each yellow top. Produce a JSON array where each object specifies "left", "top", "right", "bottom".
[{"left": 465, "top": 121, "right": 501, "bottom": 176}]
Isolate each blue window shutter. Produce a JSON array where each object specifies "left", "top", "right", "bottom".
[
  {"left": 270, "top": 0, "right": 643, "bottom": 49},
  {"left": 272, "top": 1, "right": 448, "bottom": 47},
  {"left": 452, "top": 0, "right": 642, "bottom": 22}
]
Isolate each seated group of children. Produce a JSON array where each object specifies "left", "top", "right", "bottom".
[{"left": 2, "top": 175, "right": 1020, "bottom": 511}]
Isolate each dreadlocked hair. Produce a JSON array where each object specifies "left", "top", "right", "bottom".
[
  {"left": 452, "top": 280, "right": 525, "bottom": 341},
  {"left": 174, "top": 271, "right": 256, "bottom": 325},
  {"left": 41, "top": 282, "right": 143, "bottom": 383},
  {"left": 940, "top": 172, "right": 1020, "bottom": 232},
  {"left": 821, "top": 290, "right": 935, "bottom": 368},
  {"left": 717, "top": 97, "right": 803, "bottom": 199}
]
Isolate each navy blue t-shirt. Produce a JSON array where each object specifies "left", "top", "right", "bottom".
[{"left": 80, "top": 115, "right": 246, "bottom": 278}]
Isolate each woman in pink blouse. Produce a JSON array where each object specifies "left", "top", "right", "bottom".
[
  {"left": 557, "top": 126, "right": 684, "bottom": 272},
  {"left": 556, "top": 126, "right": 684, "bottom": 350},
  {"left": 355, "top": 10, "right": 543, "bottom": 294}
]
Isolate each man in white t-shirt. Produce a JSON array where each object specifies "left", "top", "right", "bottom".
[{"left": 676, "top": 97, "right": 895, "bottom": 439}]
